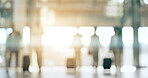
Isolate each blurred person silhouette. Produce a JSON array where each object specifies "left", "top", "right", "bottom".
[
  {"left": 89, "top": 27, "right": 100, "bottom": 68},
  {"left": 33, "top": 27, "right": 43, "bottom": 73},
  {"left": 5, "top": 23, "right": 21, "bottom": 72},
  {"left": 35, "top": 45, "right": 43, "bottom": 73},
  {"left": 109, "top": 27, "right": 123, "bottom": 69},
  {"left": 72, "top": 29, "right": 82, "bottom": 67}
]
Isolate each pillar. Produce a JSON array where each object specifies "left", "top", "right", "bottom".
[{"left": 13, "top": 0, "right": 27, "bottom": 33}]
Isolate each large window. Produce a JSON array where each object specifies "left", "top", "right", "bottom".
[
  {"left": 122, "top": 27, "right": 134, "bottom": 65},
  {"left": 138, "top": 27, "right": 148, "bottom": 66},
  {"left": 41, "top": 26, "right": 95, "bottom": 66}
]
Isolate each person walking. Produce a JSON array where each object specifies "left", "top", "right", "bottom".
[
  {"left": 89, "top": 27, "right": 100, "bottom": 67},
  {"left": 5, "top": 24, "right": 21, "bottom": 72}
]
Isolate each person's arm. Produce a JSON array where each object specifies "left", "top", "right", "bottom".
[
  {"left": 17, "top": 32, "right": 22, "bottom": 50},
  {"left": 6, "top": 35, "right": 11, "bottom": 51},
  {"left": 109, "top": 37, "right": 113, "bottom": 51}
]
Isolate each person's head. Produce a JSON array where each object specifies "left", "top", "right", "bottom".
[
  {"left": 94, "top": 26, "right": 98, "bottom": 34},
  {"left": 11, "top": 23, "right": 15, "bottom": 31},
  {"left": 76, "top": 26, "right": 80, "bottom": 35},
  {"left": 114, "top": 27, "right": 121, "bottom": 35},
  {"left": 94, "top": 27, "right": 97, "bottom": 31}
]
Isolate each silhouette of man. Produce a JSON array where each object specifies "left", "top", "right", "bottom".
[
  {"left": 72, "top": 32, "right": 82, "bottom": 67},
  {"left": 110, "top": 27, "right": 123, "bottom": 68},
  {"left": 89, "top": 27, "right": 100, "bottom": 67},
  {"left": 5, "top": 24, "right": 21, "bottom": 70}
]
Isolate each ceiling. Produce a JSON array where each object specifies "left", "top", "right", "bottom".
[{"left": 0, "top": 0, "right": 148, "bottom": 28}]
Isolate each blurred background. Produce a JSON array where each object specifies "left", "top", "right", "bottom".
[{"left": 0, "top": 0, "right": 148, "bottom": 77}]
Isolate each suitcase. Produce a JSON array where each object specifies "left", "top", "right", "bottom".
[
  {"left": 23, "top": 56, "right": 30, "bottom": 72},
  {"left": 66, "top": 58, "right": 76, "bottom": 68},
  {"left": 103, "top": 58, "right": 112, "bottom": 69}
]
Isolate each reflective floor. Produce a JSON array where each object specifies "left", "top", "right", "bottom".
[{"left": 0, "top": 66, "right": 148, "bottom": 78}]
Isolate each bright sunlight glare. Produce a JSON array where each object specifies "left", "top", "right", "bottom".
[
  {"left": 122, "top": 27, "right": 133, "bottom": 45},
  {"left": 42, "top": 27, "right": 77, "bottom": 47},
  {"left": 138, "top": 27, "right": 148, "bottom": 44},
  {"left": 96, "top": 27, "right": 114, "bottom": 46},
  {"left": 23, "top": 26, "right": 30, "bottom": 45}
]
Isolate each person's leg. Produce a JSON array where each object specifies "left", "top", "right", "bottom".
[
  {"left": 120, "top": 51, "right": 123, "bottom": 67},
  {"left": 113, "top": 52, "right": 117, "bottom": 67},
  {"left": 36, "top": 48, "right": 42, "bottom": 71},
  {"left": 78, "top": 50, "right": 81, "bottom": 67},
  {"left": 5, "top": 51, "right": 9, "bottom": 68},
  {"left": 75, "top": 49, "right": 81, "bottom": 67},
  {"left": 93, "top": 54, "right": 95, "bottom": 66},
  {"left": 15, "top": 51, "right": 19, "bottom": 67},
  {"left": 75, "top": 49, "right": 78, "bottom": 67},
  {"left": 93, "top": 55, "right": 98, "bottom": 67},
  {"left": 5, "top": 51, "right": 9, "bottom": 67},
  {"left": 92, "top": 50, "right": 98, "bottom": 67},
  {"left": 95, "top": 54, "right": 98, "bottom": 67},
  {"left": 5, "top": 51, "right": 12, "bottom": 73},
  {"left": 116, "top": 50, "right": 120, "bottom": 67},
  {"left": 114, "top": 50, "right": 121, "bottom": 72},
  {"left": 96, "top": 52, "right": 98, "bottom": 67},
  {"left": 8, "top": 51, "right": 12, "bottom": 67}
]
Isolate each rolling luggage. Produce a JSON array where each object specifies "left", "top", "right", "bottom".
[
  {"left": 66, "top": 58, "right": 76, "bottom": 68},
  {"left": 23, "top": 56, "right": 30, "bottom": 72},
  {"left": 103, "top": 58, "right": 112, "bottom": 69}
]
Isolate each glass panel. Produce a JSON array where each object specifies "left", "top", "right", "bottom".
[
  {"left": 0, "top": 28, "right": 7, "bottom": 44},
  {"left": 122, "top": 27, "right": 134, "bottom": 65},
  {"left": 23, "top": 26, "right": 30, "bottom": 45},
  {"left": 138, "top": 27, "right": 148, "bottom": 66}
]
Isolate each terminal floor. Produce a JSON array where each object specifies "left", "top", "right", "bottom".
[{"left": 0, "top": 66, "right": 148, "bottom": 78}]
